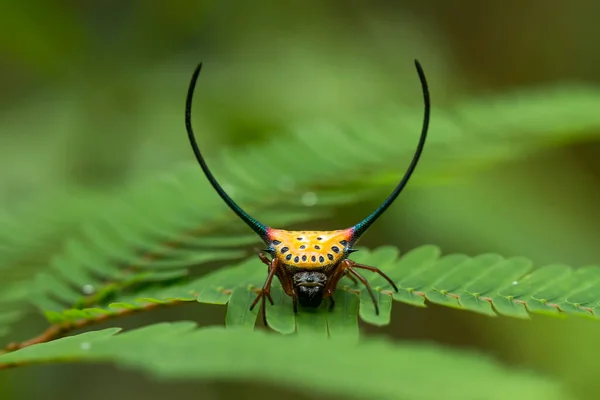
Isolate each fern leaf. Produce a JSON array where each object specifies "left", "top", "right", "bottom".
[
  {"left": 0, "top": 323, "right": 572, "bottom": 400},
  {"left": 0, "top": 190, "right": 108, "bottom": 337},
  {"left": 5, "top": 84, "right": 600, "bottom": 337},
  {"left": 33, "top": 246, "right": 600, "bottom": 338},
  {"left": 0, "top": 190, "right": 103, "bottom": 282}
]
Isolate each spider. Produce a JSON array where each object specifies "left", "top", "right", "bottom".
[{"left": 184, "top": 60, "right": 430, "bottom": 325}]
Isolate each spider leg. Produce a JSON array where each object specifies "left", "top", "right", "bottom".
[
  {"left": 342, "top": 270, "right": 359, "bottom": 285},
  {"left": 328, "top": 290, "right": 336, "bottom": 312},
  {"left": 250, "top": 259, "right": 279, "bottom": 326},
  {"left": 257, "top": 251, "right": 271, "bottom": 266},
  {"left": 349, "top": 261, "right": 398, "bottom": 292},
  {"left": 342, "top": 260, "right": 380, "bottom": 315}
]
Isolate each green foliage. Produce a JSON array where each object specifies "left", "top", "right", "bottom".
[
  {"left": 2, "top": 83, "right": 600, "bottom": 400},
  {"left": 0, "top": 323, "right": 572, "bottom": 400},
  {"left": 30, "top": 246, "right": 600, "bottom": 337},
  {"left": 2, "top": 83, "right": 600, "bottom": 336}
]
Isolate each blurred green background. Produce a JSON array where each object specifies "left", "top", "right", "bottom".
[{"left": 2, "top": 1, "right": 600, "bottom": 399}]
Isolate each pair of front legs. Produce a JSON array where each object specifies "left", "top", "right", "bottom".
[{"left": 249, "top": 253, "right": 399, "bottom": 326}]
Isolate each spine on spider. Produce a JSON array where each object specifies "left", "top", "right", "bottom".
[
  {"left": 351, "top": 59, "right": 430, "bottom": 243},
  {"left": 185, "top": 63, "right": 269, "bottom": 240}
]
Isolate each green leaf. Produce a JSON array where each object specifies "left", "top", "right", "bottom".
[
  {"left": 26, "top": 246, "right": 600, "bottom": 338},
  {"left": 0, "top": 323, "right": 573, "bottom": 400},
  {"left": 265, "top": 286, "right": 296, "bottom": 334},
  {"left": 5, "top": 83, "right": 600, "bottom": 338}
]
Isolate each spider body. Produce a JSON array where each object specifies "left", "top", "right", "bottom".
[
  {"left": 184, "top": 60, "right": 431, "bottom": 326},
  {"left": 266, "top": 228, "right": 354, "bottom": 269},
  {"left": 264, "top": 228, "right": 356, "bottom": 309}
]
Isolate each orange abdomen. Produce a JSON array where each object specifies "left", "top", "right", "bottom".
[{"left": 267, "top": 228, "right": 354, "bottom": 268}]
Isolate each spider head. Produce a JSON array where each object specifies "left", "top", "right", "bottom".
[{"left": 293, "top": 271, "right": 328, "bottom": 308}]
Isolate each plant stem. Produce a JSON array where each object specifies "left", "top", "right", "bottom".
[{"left": 0, "top": 299, "right": 186, "bottom": 369}]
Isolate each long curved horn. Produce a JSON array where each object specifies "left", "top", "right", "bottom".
[
  {"left": 351, "top": 59, "right": 430, "bottom": 242},
  {"left": 185, "top": 63, "right": 269, "bottom": 239}
]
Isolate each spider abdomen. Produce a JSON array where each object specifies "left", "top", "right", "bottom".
[{"left": 267, "top": 228, "right": 353, "bottom": 269}]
